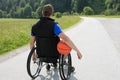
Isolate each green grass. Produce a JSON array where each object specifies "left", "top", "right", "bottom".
[
  {"left": 0, "top": 16, "right": 81, "bottom": 55},
  {"left": 54, "top": 16, "right": 81, "bottom": 29},
  {"left": 0, "top": 19, "right": 38, "bottom": 55}
]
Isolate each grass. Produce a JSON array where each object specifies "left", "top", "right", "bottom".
[
  {"left": 0, "top": 19, "right": 37, "bottom": 55},
  {"left": 54, "top": 16, "right": 81, "bottom": 29},
  {"left": 0, "top": 16, "right": 81, "bottom": 55}
]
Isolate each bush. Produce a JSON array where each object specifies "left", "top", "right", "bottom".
[
  {"left": 73, "top": 12, "right": 79, "bottom": 16},
  {"left": 104, "top": 9, "right": 117, "bottom": 16},
  {"left": 117, "top": 12, "right": 120, "bottom": 15},
  {"left": 80, "top": 12, "right": 84, "bottom": 15},
  {"left": 32, "top": 12, "right": 39, "bottom": 18},
  {"left": 83, "top": 6, "right": 94, "bottom": 15},
  {"left": 55, "top": 12, "right": 62, "bottom": 18},
  {"left": 63, "top": 12, "right": 70, "bottom": 16},
  {"left": 7, "top": 14, "right": 11, "bottom": 18}
]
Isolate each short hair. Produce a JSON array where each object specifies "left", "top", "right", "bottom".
[{"left": 42, "top": 4, "right": 54, "bottom": 17}]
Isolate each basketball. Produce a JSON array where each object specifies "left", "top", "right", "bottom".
[{"left": 57, "top": 40, "right": 71, "bottom": 55}]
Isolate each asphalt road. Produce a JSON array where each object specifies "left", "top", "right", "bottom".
[
  {"left": 0, "top": 17, "right": 120, "bottom": 80},
  {"left": 97, "top": 18, "right": 120, "bottom": 54}
]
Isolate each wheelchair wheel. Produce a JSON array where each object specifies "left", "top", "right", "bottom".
[
  {"left": 27, "top": 47, "right": 42, "bottom": 79},
  {"left": 59, "top": 54, "right": 72, "bottom": 80}
]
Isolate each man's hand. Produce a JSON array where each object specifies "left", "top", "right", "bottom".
[
  {"left": 32, "top": 53, "right": 37, "bottom": 61},
  {"left": 77, "top": 51, "right": 82, "bottom": 60}
]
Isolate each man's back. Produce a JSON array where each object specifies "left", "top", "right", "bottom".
[{"left": 32, "top": 17, "right": 60, "bottom": 58}]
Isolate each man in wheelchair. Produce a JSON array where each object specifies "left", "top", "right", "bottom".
[{"left": 30, "top": 3, "right": 82, "bottom": 73}]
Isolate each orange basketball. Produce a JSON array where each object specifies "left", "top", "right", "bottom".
[{"left": 57, "top": 40, "right": 71, "bottom": 55}]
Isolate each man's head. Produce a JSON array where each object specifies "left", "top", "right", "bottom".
[{"left": 42, "top": 4, "right": 54, "bottom": 17}]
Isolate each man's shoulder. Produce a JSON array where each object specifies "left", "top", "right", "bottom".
[
  {"left": 54, "top": 21, "right": 59, "bottom": 24},
  {"left": 32, "top": 20, "right": 40, "bottom": 28}
]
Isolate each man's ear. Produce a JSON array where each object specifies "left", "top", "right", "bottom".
[{"left": 42, "top": 11, "right": 44, "bottom": 16}]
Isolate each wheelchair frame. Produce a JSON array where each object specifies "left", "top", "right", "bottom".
[{"left": 27, "top": 47, "right": 73, "bottom": 80}]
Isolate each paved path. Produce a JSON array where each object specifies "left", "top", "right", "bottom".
[
  {"left": 0, "top": 17, "right": 120, "bottom": 80},
  {"left": 97, "top": 18, "right": 120, "bottom": 53}
]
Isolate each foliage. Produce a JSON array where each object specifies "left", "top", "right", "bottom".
[
  {"left": 0, "top": 0, "right": 119, "bottom": 18},
  {"left": 83, "top": 6, "right": 94, "bottom": 15},
  {"left": 55, "top": 12, "right": 62, "bottom": 18},
  {"left": 72, "top": 0, "right": 78, "bottom": 12},
  {"left": 77, "top": 0, "right": 88, "bottom": 13},
  {"left": 104, "top": 9, "right": 117, "bottom": 15},
  {"left": 73, "top": 12, "right": 79, "bottom": 16},
  {"left": 24, "top": 4, "right": 32, "bottom": 18},
  {"left": 105, "top": 0, "right": 120, "bottom": 11},
  {"left": 88, "top": 0, "right": 106, "bottom": 14},
  {"left": 117, "top": 12, "right": 120, "bottom": 15},
  {"left": 0, "top": 10, "right": 3, "bottom": 18},
  {"left": 63, "top": 12, "right": 70, "bottom": 16}
]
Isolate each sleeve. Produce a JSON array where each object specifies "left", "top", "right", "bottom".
[
  {"left": 31, "top": 32, "right": 35, "bottom": 36},
  {"left": 54, "top": 23, "right": 62, "bottom": 36},
  {"left": 30, "top": 25, "right": 36, "bottom": 36}
]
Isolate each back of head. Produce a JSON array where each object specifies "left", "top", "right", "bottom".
[{"left": 42, "top": 4, "right": 54, "bottom": 17}]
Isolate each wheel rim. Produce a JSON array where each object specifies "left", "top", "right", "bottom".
[
  {"left": 27, "top": 48, "right": 42, "bottom": 79},
  {"left": 59, "top": 54, "right": 72, "bottom": 80}
]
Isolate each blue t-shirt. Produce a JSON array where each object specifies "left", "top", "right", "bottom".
[{"left": 31, "top": 23, "right": 62, "bottom": 36}]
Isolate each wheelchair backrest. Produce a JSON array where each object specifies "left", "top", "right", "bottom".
[{"left": 36, "top": 36, "right": 60, "bottom": 58}]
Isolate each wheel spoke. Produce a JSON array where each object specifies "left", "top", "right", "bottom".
[
  {"left": 59, "top": 54, "right": 72, "bottom": 80},
  {"left": 27, "top": 48, "right": 42, "bottom": 79}
]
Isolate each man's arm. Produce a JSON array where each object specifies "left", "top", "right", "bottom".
[
  {"left": 58, "top": 32, "right": 82, "bottom": 60},
  {"left": 30, "top": 36, "right": 37, "bottom": 61},
  {"left": 30, "top": 36, "right": 36, "bottom": 49}
]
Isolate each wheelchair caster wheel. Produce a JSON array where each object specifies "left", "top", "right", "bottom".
[
  {"left": 70, "top": 66, "right": 75, "bottom": 72},
  {"left": 46, "top": 64, "right": 50, "bottom": 71},
  {"left": 53, "top": 63, "right": 57, "bottom": 69}
]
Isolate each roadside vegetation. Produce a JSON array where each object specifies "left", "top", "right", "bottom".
[
  {"left": 0, "top": 0, "right": 119, "bottom": 18},
  {"left": 0, "top": 0, "right": 119, "bottom": 55},
  {"left": 0, "top": 16, "right": 81, "bottom": 55}
]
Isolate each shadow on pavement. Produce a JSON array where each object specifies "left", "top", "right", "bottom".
[
  {"left": 70, "top": 73, "right": 78, "bottom": 80},
  {"left": 30, "top": 68, "right": 78, "bottom": 80}
]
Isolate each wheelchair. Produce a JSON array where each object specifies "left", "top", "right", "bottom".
[{"left": 27, "top": 37, "right": 75, "bottom": 80}]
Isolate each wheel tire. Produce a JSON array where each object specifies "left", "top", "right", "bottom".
[
  {"left": 59, "top": 54, "right": 72, "bottom": 80},
  {"left": 46, "top": 64, "right": 50, "bottom": 71},
  {"left": 27, "top": 47, "right": 40, "bottom": 79}
]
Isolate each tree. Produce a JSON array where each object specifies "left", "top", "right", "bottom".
[
  {"left": 104, "top": 9, "right": 117, "bottom": 15},
  {"left": 36, "top": 6, "right": 42, "bottom": 17},
  {"left": 77, "top": 0, "right": 89, "bottom": 13},
  {"left": 32, "top": 11, "right": 39, "bottom": 18},
  {"left": 72, "top": 0, "right": 78, "bottom": 12},
  {"left": 105, "top": 0, "right": 120, "bottom": 11},
  {"left": 23, "top": 4, "right": 32, "bottom": 18},
  {"left": 0, "top": 0, "right": 119, "bottom": 18},
  {"left": 88, "top": 0, "right": 106, "bottom": 14},
  {"left": 55, "top": 12, "right": 62, "bottom": 18},
  {"left": 65, "top": 0, "right": 72, "bottom": 12},
  {"left": 83, "top": 6, "right": 94, "bottom": 15},
  {"left": 36, "top": 0, "right": 46, "bottom": 17},
  {"left": 0, "top": 10, "right": 3, "bottom": 18},
  {"left": 9, "top": 10, "right": 15, "bottom": 18},
  {"left": 19, "top": 0, "right": 26, "bottom": 7}
]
